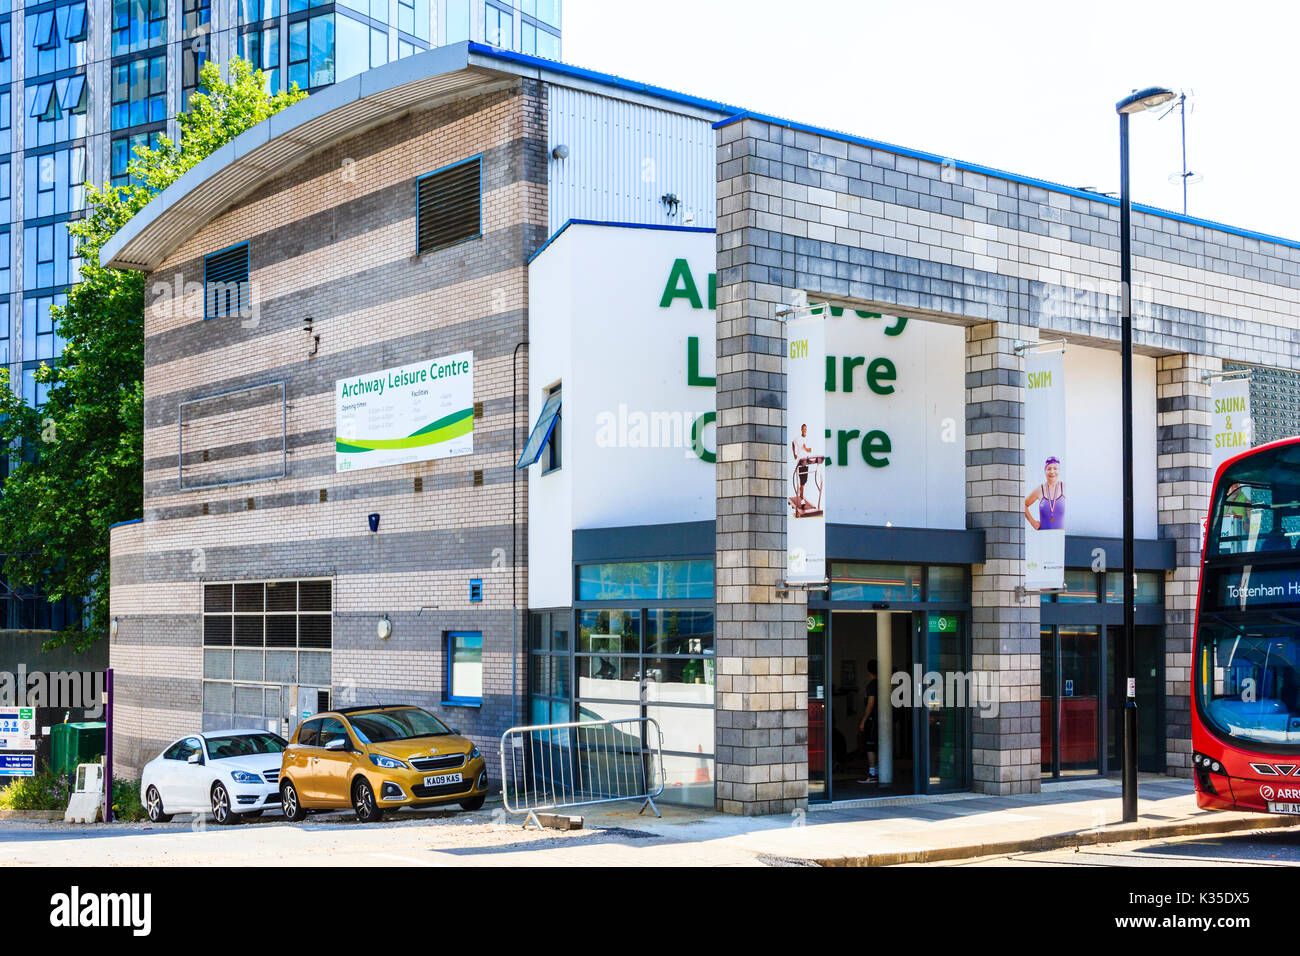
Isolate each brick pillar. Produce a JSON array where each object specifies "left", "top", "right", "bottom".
[
  {"left": 713, "top": 120, "right": 807, "bottom": 816},
  {"left": 967, "top": 321, "right": 1041, "bottom": 795},
  {"left": 1157, "top": 353, "right": 1217, "bottom": 778}
]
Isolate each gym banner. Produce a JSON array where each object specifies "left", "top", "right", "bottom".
[
  {"left": 786, "top": 314, "right": 827, "bottom": 585},
  {"left": 1211, "top": 375, "right": 1251, "bottom": 471},
  {"left": 335, "top": 351, "right": 474, "bottom": 473},
  {"left": 1024, "top": 349, "right": 1065, "bottom": 591}
]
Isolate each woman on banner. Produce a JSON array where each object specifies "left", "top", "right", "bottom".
[{"left": 1024, "top": 456, "right": 1065, "bottom": 531}]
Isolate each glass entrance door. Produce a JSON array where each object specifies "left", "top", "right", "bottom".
[
  {"left": 922, "top": 611, "right": 969, "bottom": 791},
  {"left": 1107, "top": 625, "right": 1164, "bottom": 773}
]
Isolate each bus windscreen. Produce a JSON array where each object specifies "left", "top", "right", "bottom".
[{"left": 1207, "top": 443, "right": 1300, "bottom": 558}]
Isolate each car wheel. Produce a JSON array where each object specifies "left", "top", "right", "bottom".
[
  {"left": 352, "top": 778, "right": 384, "bottom": 823},
  {"left": 145, "top": 786, "right": 173, "bottom": 823},
  {"left": 211, "top": 782, "right": 242, "bottom": 825},
  {"left": 281, "top": 780, "right": 308, "bottom": 822},
  {"left": 459, "top": 794, "right": 486, "bottom": 812}
]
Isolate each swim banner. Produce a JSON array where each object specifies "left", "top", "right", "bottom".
[
  {"left": 336, "top": 351, "right": 474, "bottom": 473},
  {"left": 1024, "top": 349, "right": 1065, "bottom": 591},
  {"left": 786, "top": 313, "right": 827, "bottom": 586}
]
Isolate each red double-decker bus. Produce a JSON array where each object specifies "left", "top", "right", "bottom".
[{"left": 1194, "top": 437, "right": 1300, "bottom": 813}]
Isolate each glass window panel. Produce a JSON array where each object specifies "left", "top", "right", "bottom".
[
  {"left": 646, "top": 704, "right": 713, "bottom": 754},
  {"left": 204, "top": 584, "right": 234, "bottom": 612},
  {"left": 203, "top": 681, "right": 233, "bottom": 714},
  {"left": 370, "top": 26, "right": 387, "bottom": 67},
  {"left": 645, "top": 609, "right": 713, "bottom": 655},
  {"left": 1055, "top": 568, "right": 1097, "bottom": 603},
  {"left": 369, "top": 0, "right": 387, "bottom": 23},
  {"left": 1105, "top": 571, "right": 1162, "bottom": 605},
  {"left": 444, "top": 0, "right": 468, "bottom": 42},
  {"left": 927, "top": 565, "right": 966, "bottom": 602},
  {"left": 529, "top": 611, "right": 547, "bottom": 651},
  {"left": 298, "top": 579, "right": 331, "bottom": 610},
  {"left": 578, "top": 609, "right": 639, "bottom": 653},
  {"left": 551, "top": 615, "right": 570, "bottom": 652},
  {"left": 298, "top": 651, "right": 331, "bottom": 685},
  {"left": 309, "top": 13, "right": 334, "bottom": 87},
  {"left": 642, "top": 659, "right": 713, "bottom": 706},
  {"left": 233, "top": 649, "right": 263, "bottom": 681},
  {"left": 265, "top": 650, "right": 297, "bottom": 683},
  {"left": 1058, "top": 625, "right": 1100, "bottom": 775},
  {"left": 265, "top": 580, "right": 296, "bottom": 611},
  {"left": 448, "top": 631, "right": 482, "bottom": 701},
  {"left": 265, "top": 615, "right": 296, "bottom": 647},
  {"left": 829, "top": 563, "right": 921, "bottom": 602},
  {"left": 234, "top": 684, "right": 263, "bottom": 717},
  {"left": 1041, "top": 627, "right": 1055, "bottom": 776},
  {"left": 655, "top": 752, "right": 713, "bottom": 807},
  {"left": 335, "top": 11, "right": 367, "bottom": 81},
  {"left": 203, "top": 615, "right": 232, "bottom": 646},
  {"left": 203, "top": 648, "right": 232, "bottom": 679},
  {"left": 576, "top": 560, "right": 712, "bottom": 601},
  {"left": 576, "top": 655, "right": 639, "bottom": 700}
]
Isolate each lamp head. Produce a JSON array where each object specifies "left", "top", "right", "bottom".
[{"left": 1116, "top": 87, "right": 1176, "bottom": 115}]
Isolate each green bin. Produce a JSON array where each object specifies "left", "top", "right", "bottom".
[{"left": 50, "top": 722, "right": 106, "bottom": 777}]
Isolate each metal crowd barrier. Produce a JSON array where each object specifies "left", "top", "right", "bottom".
[{"left": 500, "top": 717, "right": 664, "bottom": 829}]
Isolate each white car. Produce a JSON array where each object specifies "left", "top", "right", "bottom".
[{"left": 140, "top": 730, "right": 287, "bottom": 825}]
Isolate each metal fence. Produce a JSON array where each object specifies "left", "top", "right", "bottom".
[{"left": 500, "top": 717, "right": 664, "bottom": 829}]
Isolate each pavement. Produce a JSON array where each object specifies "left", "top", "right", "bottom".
[
  {"left": 5, "top": 775, "right": 1300, "bottom": 866},
  {"left": 577, "top": 774, "right": 1300, "bottom": 866}
]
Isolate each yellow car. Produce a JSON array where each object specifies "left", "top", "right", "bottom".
[{"left": 278, "top": 705, "right": 489, "bottom": 822}]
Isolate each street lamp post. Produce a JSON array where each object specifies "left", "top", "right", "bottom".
[{"left": 1115, "top": 86, "right": 1175, "bottom": 824}]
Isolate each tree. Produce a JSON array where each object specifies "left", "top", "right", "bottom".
[{"left": 0, "top": 59, "right": 305, "bottom": 649}]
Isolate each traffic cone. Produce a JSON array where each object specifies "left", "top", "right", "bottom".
[{"left": 694, "top": 745, "right": 711, "bottom": 783}]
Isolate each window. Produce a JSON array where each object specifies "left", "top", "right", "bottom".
[
  {"left": 239, "top": 26, "right": 281, "bottom": 95},
  {"left": 203, "top": 580, "right": 333, "bottom": 726},
  {"left": 517, "top": 386, "right": 560, "bottom": 469},
  {"left": 239, "top": 0, "right": 279, "bottom": 22},
  {"left": 111, "top": 53, "right": 166, "bottom": 130},
  {"left": 288, "top": 19, "right": 308, "bottom": 89},
  {"left": 183, "top": 0, "right": 211, "bottom": 36},
  {"left": 576, "top": 560, "right": 714, "bottom": 602},
  {"left": 416, "top": 156, "right": 481, "bottom": 254},
  {"left": 111, "top": 128, "right": 162, "bottom": 187},
  {"left": 113, "top": 0, "right": 167, "bottom": 55},
  {"left": 335, "top": 11, "right": 368, "bottom": 81},
  {"left": 164, "top": 737, "right": 203, "bottom": 761},
  {"left": 297, "top": 719, "right": 322, "bottom": 746},
  {"left": 66, "top": 3, "right": 88, "bottom": 41},
  {"left": 61, "top": 74, "right": 87, "bottom": 114},
  {"left": 182, "top": 46, "right": 209, "bottom": 111},
  {"left": 544, "top": 384, "right": 561, "bottom": 472},
  {"left": 33, "top": 11, "right": 56, "bottom": 50},
  {"left": 828, "top": 563, "right": 922, "bottom": 602},
  {"left": 444, "top": 0, "right": 468, "bottom": 42},
  {"left": 318, "top": 718, "right": 350, "bottom": 749},
  {"left": 29, "top": 83, "right": 56, "bottom": 121},
  {"left": 204, "top": 243, "right": 250, "bottom": 319},
  {"left": 446, "top": 631, "right": 482, "bottom": 704},
  {"left": 485, "top": 1, "right": 512, "bottom": 47}
]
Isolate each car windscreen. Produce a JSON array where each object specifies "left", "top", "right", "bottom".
[
  {"left": 346, "top": 708, "right": 452, "bottom": 743},
  {"left": 205, "top": 733, "right": 288, "bottom": 760}
]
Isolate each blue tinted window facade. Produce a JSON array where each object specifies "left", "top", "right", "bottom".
[
  {"left": 111, "top": 53, "right": 166, "bottom": 129},
  {"left": 22, "top": 221, "right": 77, "bottom": 289},
  {"left": 111, "top": 129, "right": 162, "bottom": 187},
  {"left": 577, "top": 560, "right": 714, "bottom": 602},
  {"left": 239, "top": 26, "right": 281, "bottom": 94},
  {"left": 27, "top": 2, "right": 88, "bottom": 77},
  {"left": 24, "top": 145, "right": 85, "bottom": 218},
  {"left": 112, "top": 0, "right": 167, "bottom": 55}
]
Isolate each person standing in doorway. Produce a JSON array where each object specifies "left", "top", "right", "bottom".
[{"left": 857, "top": 659, "right": 879, "bottom": 785}]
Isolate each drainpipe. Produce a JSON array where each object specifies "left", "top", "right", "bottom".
[{"left": 512, "top": 340, "right": 529, "bottom": 727}]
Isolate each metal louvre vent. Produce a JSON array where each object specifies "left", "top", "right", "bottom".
[
  {"left": 417, "top": 158, "right": 481, "bottom": 255},
  {"left": 204, "top": 244, "right": 249, "bottom": 319}
]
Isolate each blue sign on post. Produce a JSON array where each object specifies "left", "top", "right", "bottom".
[{"left": 0, "top": 754, "right": 35, "bottom": 776}]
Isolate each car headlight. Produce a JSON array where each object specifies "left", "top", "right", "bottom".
[
  {"left": 229, "top": 771, "right": 263, "bottom": 784},
  {"left": 369, "top": 754, "right": 408, "bottom": 770},
  {"left": 468, "top": 746, "right": 481, "bottom": 762}
]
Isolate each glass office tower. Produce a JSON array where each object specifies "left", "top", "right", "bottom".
[{"left": 0, "top": 0, "right": 560, "bottom": 626}]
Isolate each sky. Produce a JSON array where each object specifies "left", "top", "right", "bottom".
[{"left": 564, "top": 0, "right": 1299, "bottom": 242}]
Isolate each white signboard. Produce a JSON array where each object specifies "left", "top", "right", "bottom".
[
  {"left": 1212, "top": 376, "right": 1251, "bottom": 471},
  {"left": 0, "top": 707, "right": 36, "bottom": 751},
  {"left": 1024, "top": 350, "right": 1066, "bottom": 591},
  {"left": 786, "top": 313, "right": 827, "bottom": 585},
  {"left": 335, "top": 351, "right": 474, "bottom": 473}
]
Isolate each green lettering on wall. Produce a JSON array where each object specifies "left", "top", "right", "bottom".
[
  {"left": 836, "top": 429, "right": 861, "bottom": 466},
  {"left": 691, "top": 411, "right": 717, "bottom": 463},
  {"left": 824, "top": 428, "right": 833, "bottom": 466},
  {"left": 660, "top": 258, "right": 703, "bottom": 309},
  {"left": 866, "top": 357, "right": 897, "bottom": 395},
  {"left": 884, "top": 315, "right": 908, "bottom": 336},
  {"left": 842, "top": 356, "right": 866, "bottom": 392},
  {"left": 687, "top": 337, "right": 716, "bottom": 387},
  {"left": 708, "top": 272, "right": 716, "bottom": 311},
  {"left": 862, "top": 429, "right": 892, "bottom": 467},
  {"left": 824, "top": 356, "right": 837, "bottom": 392}
]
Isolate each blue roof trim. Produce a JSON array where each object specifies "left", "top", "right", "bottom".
[
  {"left": 466, "top": 42, "right": 740, "bottom": 116},
  {"left": 468, "top": 42, "right": 1300, "bottom": 252},
  {"left": 711, "top": 109, "right": 1300, "bottom": 253},
  {"left": 527, "top": 218, "right": 716, "bottom": 265},
  {"left": 108, "top": 518, "right": 143, "bottom": 531}
]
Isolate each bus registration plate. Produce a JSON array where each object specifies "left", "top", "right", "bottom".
[{"left": 1267, "top": 801, "right": 1300, "bottom": 814}]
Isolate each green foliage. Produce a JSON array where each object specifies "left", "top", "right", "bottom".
[
  {"left": 0, "top": 769, "right": 73, "bottom": 811},
  {"left": 0, "top": 59, "right": 306, "bottom": 650},
  {"left": 111, "top": 776, "right": 148, "bottom": 822}
]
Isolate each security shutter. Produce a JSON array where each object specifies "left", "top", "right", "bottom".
[
  {"left": 204, "top": 243, "right": 249, "bottom": 318},
  {"left": 417, "top": 157, "right": 481, "bottom": 254}
]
